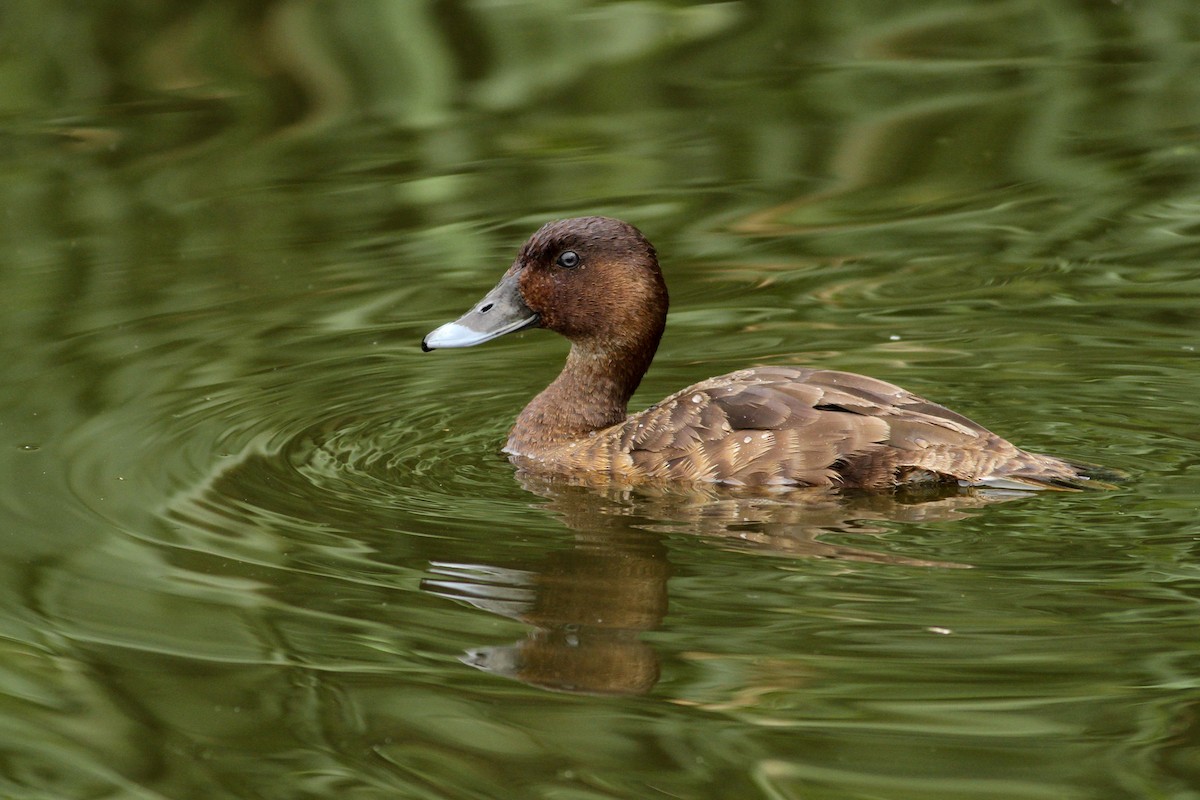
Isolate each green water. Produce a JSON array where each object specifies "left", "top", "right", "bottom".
[{"left": 2, "top": 2, "right": 1200, "bottom": 798}]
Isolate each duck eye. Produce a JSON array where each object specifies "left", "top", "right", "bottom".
[{"left": 556, "top": 250, "right": 580, "bottom": 269}]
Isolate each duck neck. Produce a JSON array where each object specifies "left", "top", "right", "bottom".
[{"left": 506, "top": 338, "right": 658, "bottom": 454}]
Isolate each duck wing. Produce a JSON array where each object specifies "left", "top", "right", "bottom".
[{"left": 621, "top": 366, "right": 1065, "bottom": 489}]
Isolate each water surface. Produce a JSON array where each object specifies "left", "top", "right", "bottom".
[{"left": 2, "top": 2, "right": 1199, "bottom": 798}]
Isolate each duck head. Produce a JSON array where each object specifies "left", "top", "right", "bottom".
[{"left": 422, "top": 216, "right": 668, "bottom": 355}]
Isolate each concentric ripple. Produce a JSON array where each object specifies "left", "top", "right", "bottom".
[{"left": 56, "top": 316, "right": 543, "bottom": 580}]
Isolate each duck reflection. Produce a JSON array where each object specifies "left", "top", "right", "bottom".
[
  {"left": 422, "top": 476, "right": 1012, "bottom": 696},
  {"left": 423, "top": 524, "right": 668, "bottom": 696}
]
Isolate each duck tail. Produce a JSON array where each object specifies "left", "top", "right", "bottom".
[{"left": 977, "top": 455, "right": 1125, "bottom": 492}]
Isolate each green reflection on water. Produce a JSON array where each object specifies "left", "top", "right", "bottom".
[{"left": 2, "top": 1, "right": 1200, "bottom": 799}]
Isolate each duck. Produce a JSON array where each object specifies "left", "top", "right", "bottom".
[{"left": 422, "top": 216, "right": 1108, "bottom": 491}]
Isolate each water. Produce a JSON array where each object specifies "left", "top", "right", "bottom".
[{"left": 2, "top": 1, "right": 1200, "bottom": 798}]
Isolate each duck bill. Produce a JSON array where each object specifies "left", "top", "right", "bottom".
[{"left": 421, "top": 273, "right": 540, "bottom": 351}]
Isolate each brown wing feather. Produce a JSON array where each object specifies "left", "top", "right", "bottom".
[
  {"left": 523, "top": 366, "right": 1093, "bottom": 490},
  {"left": 619, "top": 367, "right": 1017, "bottom": 488}
]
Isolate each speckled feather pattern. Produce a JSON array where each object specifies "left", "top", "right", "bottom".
[{"left": 505, "top": 365, "right": 1085, "bottom": 489}]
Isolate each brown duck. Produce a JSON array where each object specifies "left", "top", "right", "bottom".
[{"left": 423, "top": 216, "right": 1107, "bottom": 490}]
